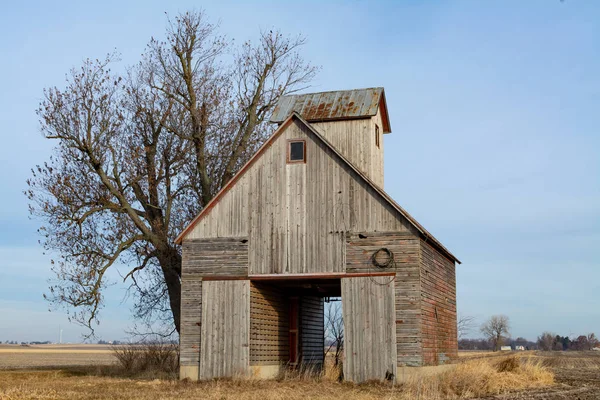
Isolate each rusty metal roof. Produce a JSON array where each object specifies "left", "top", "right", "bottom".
[{"left": 270, "top": 87, "right": 391, "bottom": 133}]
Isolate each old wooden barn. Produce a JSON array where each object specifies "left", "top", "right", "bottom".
[{"left": 176, "top": 88, "right": 460, "bottom": 383}]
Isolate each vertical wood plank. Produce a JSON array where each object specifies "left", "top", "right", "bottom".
[
  {"left": 200, "top": 280, "right": 250, "bottom": 379},
  {"left": 342, "top": 276, "right": 397, "bottom": 383}
]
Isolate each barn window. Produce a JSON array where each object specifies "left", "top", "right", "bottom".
[
  {"left": 375, "top": 124, "right": 380, "bottom": 148},
  {"left": 287, "top": 140, "right": 305, "bottom": 163}
]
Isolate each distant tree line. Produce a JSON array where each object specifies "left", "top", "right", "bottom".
[
  {"left": 457, "top": 314, "right": 600, "bottom": 352},
  {"left": 458, "top": 332, "right": 600, "bottom": 351},
  {"left": 2, "top": 340, "right": 53, "bottom": 345},
  {"left": 536, "top": 332, "right": 599, "bottom": 351}
]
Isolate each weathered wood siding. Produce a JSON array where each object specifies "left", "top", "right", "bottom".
[
  {"left": 187, "top": 119, "right": 415, "bottom": 275},
  {"left": 420, "top": 240, "right": 458, "bottom": 365},
  {"left": 180, "top": 277, "right": 202, "bottom": 372},
  {"left": 182, "top": 237, "right": 248, "bottom": 277},
  {"left": 249, "top": 282, "right": 289, "bottom": 366},
  {"left": 312, "top": 112, "right": 384, "bottom": 188},
  {"left": 342, "top": 276, "right": 397, "bottom": 383},
  {"left": 346, "top": 232, "right": 422, "bottom": 366},
  {"left": 300, "top": 296, "right": 324, "bottom": 366},
  {"left": 199, "top": 280, "right": 250, "bottom": 379},
  {"left": 372, "top": 108, "right": 385, "bottom": 188}
]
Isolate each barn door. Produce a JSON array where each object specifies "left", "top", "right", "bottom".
[
  {"left": 199, "top": 280, "right": 250, "bottom": 379},
  {"left": 341, "top": 276, "right": 397, "bottom": 383}
]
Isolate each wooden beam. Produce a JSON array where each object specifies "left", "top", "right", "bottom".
[
  {"left": 202, "top": 276, "right": 249, "bottom": 281},
  {"left": 250, "top": 272, "right": 396, "bottom": 281},
  {"left": 202, "top": 272, "right": 397, "bottom": 282}
]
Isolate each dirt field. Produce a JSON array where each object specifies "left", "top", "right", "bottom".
[
  {"left": 0, "top": 350, "right": 598, "bottom": 399},
  {"left": 490, "top": 351, "right": 600, "bottom": 400},
  {"left": 0, "top": 344, "right": 115, "bottom": 369}
]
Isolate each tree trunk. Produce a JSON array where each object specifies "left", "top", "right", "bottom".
[{"left": 157, "top": 248, "right": 183, "bottom": 333}]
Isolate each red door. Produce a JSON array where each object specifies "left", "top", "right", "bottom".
[{"left": 289, "top": 297, "right": 299, "bottom": 365}]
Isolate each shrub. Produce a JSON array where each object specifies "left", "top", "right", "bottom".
[{"left": 111, "top": 341, "right": 179, "bottom": 378}]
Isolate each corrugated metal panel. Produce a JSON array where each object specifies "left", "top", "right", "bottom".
[{"left": 270, "top": 87, "right": 391, "bottom": 132}]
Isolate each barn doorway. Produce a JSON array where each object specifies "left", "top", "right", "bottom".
[
  {"left": 248, "top": 278, "right": 341, "bottom": 375},
  {"left": 324, "top": 296, "right": 344, "bottom": 371}
]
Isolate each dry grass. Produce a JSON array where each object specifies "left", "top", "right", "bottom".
[
  {"left": 0, "top": 354, "right": 554, "bottom": 400},
  {"left": 396, "top": 355, "right": 553, "bottom": 399}
]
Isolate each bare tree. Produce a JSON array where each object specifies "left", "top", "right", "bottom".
[
  {"left": 457, "top": 314, "right": 476, "bottom": 340},
  {"left": 536, "top": 331, "right": 555, "bottom": 351},
  {"left": 26, "top": 10, "right": 318, "bottom": 337},
  {"left": 324, "top": 300, "right": 344, "bottom": 367},
  {"left": 587, "top": 333, "right": 599, "bottom": 350},
  {"left": 480, "top": 315, "right": 510, "bottom": 351}
]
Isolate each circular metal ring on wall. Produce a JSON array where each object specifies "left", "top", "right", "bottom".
[{"left": 371, "top": 247, "right": 394, "bottom": 268}]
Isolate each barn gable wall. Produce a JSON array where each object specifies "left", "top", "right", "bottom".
[
  {"left": 419, "top": 239, "right": 458, "bottom": 365},
  {"left": 186, "top": 119, "right": 415, "bottom": 275}
]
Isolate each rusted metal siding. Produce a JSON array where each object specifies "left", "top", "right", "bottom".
[
  {"left": 270, "top": 88, "right": 391, "bottom": 133},
  {"left": 199, "top": 280, "right": 250, "bottom": 379},
  {"left": 342, "top": 276, "right": 397, "bottom": 383},
  {"left": 346, "top": 232, "right": 423, "bottom": 367},
  {"left": 249, "top": 282, "right": 289, "bottom": 366},
  {"left": 419, "top": 240, "right": 458, "bottom": 365},
  {"left": 187, "top": 119, "right": 416, "bottom": 274}
]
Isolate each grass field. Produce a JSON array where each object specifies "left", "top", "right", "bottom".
[{"left": 0, "top": 347, "right": 598, "bottom": 399}]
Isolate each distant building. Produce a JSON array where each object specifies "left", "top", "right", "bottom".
[
  {"left": 515, "top": 345, "right": 525, "bottom": 351},
  {"left": 500, "top": 346, "right": 512, "bottom": 351}
]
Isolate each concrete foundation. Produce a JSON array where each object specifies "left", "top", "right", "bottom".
[
  {"left": 179, "top": 365, "right": 199, "bottom": 381},
  {"left": 249, "top": 365, "right": 282, "bottom": 379}
]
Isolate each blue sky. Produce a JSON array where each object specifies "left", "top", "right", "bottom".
[{"left": 0, "top": 1, "right": 598, "bottom": 342}]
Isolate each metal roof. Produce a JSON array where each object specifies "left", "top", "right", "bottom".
[{"left": 270, "top": 87, "right": 391, "bottom": 133}]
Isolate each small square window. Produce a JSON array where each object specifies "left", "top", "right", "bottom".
[
  {"left": 288, "top": 140, "right": 305, "bottom": 163},
  {"left": 375, "top": 124, "right": 380, "bottom": 148}
]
